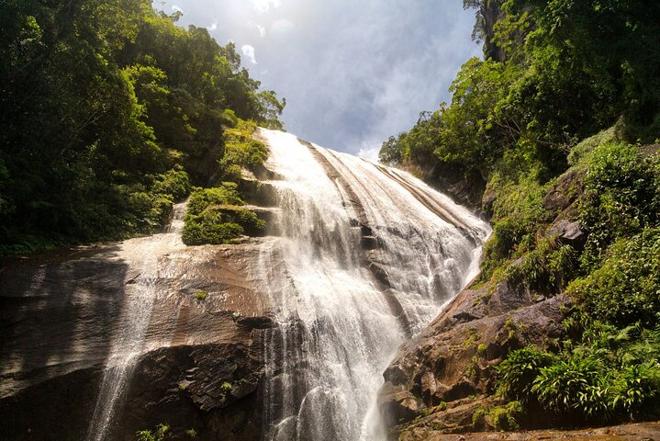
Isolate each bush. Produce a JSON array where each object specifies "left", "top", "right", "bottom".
[
  {"left": 136, "top": 423, "right": 170, "bottom": 441},
  {"left": 186, "top": 184, "right": 244, "bottom": 216},
  {"left": 152, "top": 169, "right": 191, "bottom": 201},
  {"left": 480, "top": 169, "right": 548, "bottom": 279},
  {"left": 504, "top": 239, "right": 578, "bottom": 294},
  {"left": 497, "top": 347, "right": 557, "bottom": 403},
  {"left": 579, "top": 142, "right": 659, "bottom": 269},
  {"left": 498, "top": 323, "right": 660, "bottom": 423},
  {"left": 220, "top": 119, "right": 268, "bottom": 180},
  {"left": 182, "top": 185, "right": 265, "bottom": 245},
  {"left": 532, "top": 355, "right": 609, "bottom": 418},
  {"left": 567, "top": 228, "right": 660, "bottom": 328},
  {"left": 182, "top": 216, "right": 243, "bottom": 245}
]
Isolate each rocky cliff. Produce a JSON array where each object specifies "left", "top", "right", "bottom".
[
  {"left": 377, "top": 163, "right": 589, "bottom": 438},
  {"left": 0, "top": 236, "right": 280, "bottom": 441}
]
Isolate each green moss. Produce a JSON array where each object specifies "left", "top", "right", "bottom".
[
  {"left": 471, "top": 406, "right": 488, "bottom": 429},
  {"left": 194, "top": 290, "right": 208, "bottom": 301},
  {"left": 462, "top": 328, "right": 480, "bottom": 349},
  {"left": 477, "top": 343, "right": 488, "bottom": 356},
  {"left": 486, "top": 401, "right": 522, "bottom": 431}
]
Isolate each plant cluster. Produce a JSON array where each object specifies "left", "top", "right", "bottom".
[{"left": 182, "top": 183, "right": 265, "bottom": 245}]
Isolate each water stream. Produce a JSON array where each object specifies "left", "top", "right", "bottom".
[
  {"left": 257, "top": 130, "right": 490, "bottom": 441},
  {"left": 86, "top": 201, "right": 188, "bottom": 441}
]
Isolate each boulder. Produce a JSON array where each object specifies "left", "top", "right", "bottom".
[{"left": 379, "top": 278, "right": 572, "bottom": 436}]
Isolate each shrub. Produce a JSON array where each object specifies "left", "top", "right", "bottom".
[
  {"left": 220, "top": 119, "right": 269, "bottom": 180},
  {"left": 152, "top": 169, "right": 191, "bottom": 201},
  {"left": 182, "top": 185, "right": 265, "bottom": 245},
  {"left": 481, "top": 169, "right": 548, "bottom": 279},
  {"left": 609, "top": 361, "right": 660, "bottom": 418},
  {"left": 504, "top": 239, "right": 578, "bottom": 294},
  {"left": 567, "top": 228, "right": 660, "bottom": 328},
  {"left": 136, "top": 423, "right": 170, "bottom": 441},
  {"left": 182, "top": 216, "right": 244, "bottom": 245},
  {"left": 532, "top": 355, "right": 609, "bottom": 418},
  {"left": 497, "top": 347, "right": 557, "bottom": 403},
  {"left": 183, "top": 206, "right": 265, "bottom": 245},
  {"left": 579, "top": 142, "right": 659, "bottom": 269},
  {"left": 186, "top": 184, "right": 244, "bottom": 216}
]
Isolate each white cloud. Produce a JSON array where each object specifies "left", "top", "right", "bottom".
[
  {"left": 250, "top": 0, "right": 281, "bottom": 13},
  {"left": 249, "top": 22, "right": 267, "bottom": 37},
  {"left": 207, "top": 21, "right": 218, "bottom": 31},
  {"left": 271, "top": 18, "right": 294, "bottom": 34},
  {"left": 155, "top": 0, "right": 479, "bottom": 155},
  {"left": 171, "top": 4, "right": 183, "bottom": 13},
  {"left": 241, "top": 44, "right": 258, "bottom": 64}
]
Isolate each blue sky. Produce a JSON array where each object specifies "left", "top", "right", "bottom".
[{"left": 156, "top": 0, "right": 481, "bottom": 158}]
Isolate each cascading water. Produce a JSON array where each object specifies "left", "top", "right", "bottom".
[
  {"left": 86, "top": 201, "right": 188, "bottom": 441},
  {"left": 256, "top": 129, "right": 490, "bottom": 441}
]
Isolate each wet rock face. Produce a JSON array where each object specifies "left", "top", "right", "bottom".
[
  {"left": 378, "top": 280, "right": 571, "bottom": 437},
  {"left": 400, "top": 159, "right": 486, "bottom": 215},
  {"left": 114, "top": 342, "right": 266, "bottom": 441},
  {"left": 0, "top": 240, "right": 277, "bottom": 441}
]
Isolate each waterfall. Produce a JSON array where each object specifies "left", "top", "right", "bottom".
[
  {"left": 256, "top": 129, "right": 490, "bottom": 441},
  {"left": 86, "top": 201, "right": 188, "bottom": 441}
]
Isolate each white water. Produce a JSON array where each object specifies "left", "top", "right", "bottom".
[
  {"left": 86, "top": 201, "right": 188, "bottom": 441},
  {"left": 257, "top": 129, "right": 490, "bottom": 441}
]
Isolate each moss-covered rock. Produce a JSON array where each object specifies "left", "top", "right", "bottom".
[{"left": 182, "top": 185, "right": 266, "bottom": 245}]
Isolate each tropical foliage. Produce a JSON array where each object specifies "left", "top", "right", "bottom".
[{"left": 0, "top": 0, "right": 283, "bottom": 254}]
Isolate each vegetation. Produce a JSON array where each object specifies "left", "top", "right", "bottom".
[
  {"left": 383, "top": 0, "right": 659, "bottom": 429},
  {"left": 193, "top": 290, "right": 208, "bottom": 301},
  {"left": 136, "top": 423, "right": 170, "bottom": 441},
  {"left": 0, "top": 0, "right": 283, "bottom": 254},
  {"left": 182, "top": 183, "right": 265, "bottom": 245}
]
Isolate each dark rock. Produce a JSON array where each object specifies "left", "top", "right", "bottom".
[
  {"left": 398, "top": 159, "right": 486, "bottom": 214},
  {"left": 360, "top": 235, "right": 379, "bottom": 250},
  {"left": 237, "top": 178, "right": 279, "bottom": 207},
  {"left": 547, "top": 219, "right": 585, "bottom": 247},
  {"left": 237, "top": 315, "right": 277, "bottom": 329},
  {"left": 379, "top": 277, "right": 572, "bottom": 434}
]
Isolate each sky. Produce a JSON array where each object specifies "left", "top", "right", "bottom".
[{"left": 156, "top": 0, "right": 481, "bottom": 159}]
